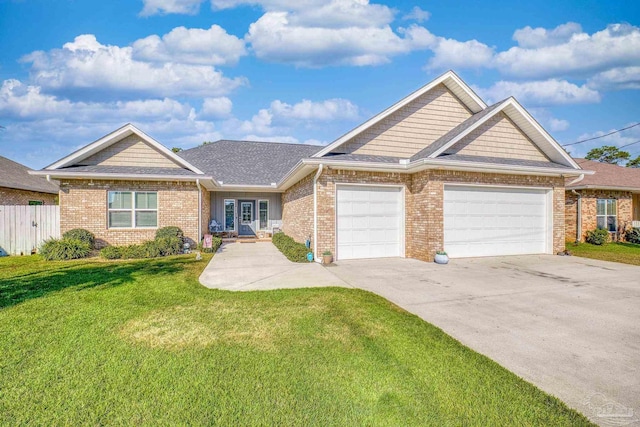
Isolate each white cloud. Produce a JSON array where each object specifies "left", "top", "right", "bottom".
[
  {"left": 512, "top": 22, "right": 582, "bottom": 48},
  {"left": 140, "top": 0, "right": 203, "bottom": 16},
  {"left": 527, "top": 108, "right": 571, "bottom": 132},
  {"left": 477, "top": 79, "right": 601, "bottom": 106},
  {"left": 200, "top": 97, "right": 233, "bottom": 118},
  {"left": 270, "top": 98, "right": 359, "bottom": 121},
  {"left": 426, "top": 37, "right": 494, "bottom": 70},
  {"left": 132, "top": 25, "right": 246, "bottom": 66},
  {"left": 402, "top": 6, "right": 430, "bottom": 23},
  {"left": 496, "top": 23, "right": 640, "bottom": 78},
  {"left": 565, "top": 124, "right": 640, "bottom": 158},
  {"left": 22, "top": 34, "right": 246, "bottom": 98},
  {"left": 548, "top": 117, "right": 570, "bottom": 132},
  {"left": 587, "top": 66, "right": 640, "bottom": 90}
]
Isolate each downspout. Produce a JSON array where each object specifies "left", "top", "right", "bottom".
[
  {"left": 196, "top": 179, "right": 202, "bottom": 245},
  {"left": 313, "top": 164, "right": 324, "bottom": 263},
  {"left": 568, "top": 174, "right": 585, "bottom": 243}
]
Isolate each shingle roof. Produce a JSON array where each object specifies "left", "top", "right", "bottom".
[
  {"left": 178, "top": 140, "right": 321, "bottom": 185},
  {"left": 432, "top": 154, "right": 576, "bottom": 170},
  {"left": 410, "top": 100, "right": 508, "bottom": 162},
  {"left": 57, "top": 165, "right": 200, "bottom": 176},
  {"left": 0, "top": 156, "right": 59, "bottom": 194},
  {"left": 568, "top": 158, "right": 640, "bottom": 190}
]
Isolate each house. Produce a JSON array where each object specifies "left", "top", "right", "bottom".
[
  {"left": 0, "top": 156, "right": 58, "bottom": 205},
  {"left": 31, "top": 71, "right": 589, "bottom": 260},
  {"left": 565, "top": 158, "right": 640, "bottom": 242}
]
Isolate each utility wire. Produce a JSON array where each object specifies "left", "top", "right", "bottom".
[{"left": 561, "top": 122, "right": 640, "bottom": 147}]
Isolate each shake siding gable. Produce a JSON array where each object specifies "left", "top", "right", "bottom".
[
  {"left": 336, "top": 84, "right": 472, "bottom": 158},
  {"left": 81, "top": 134, "right": 181, "bottom": 168},
  {"left": 445, "top": 112, "right": 550, "bottom": 162}
]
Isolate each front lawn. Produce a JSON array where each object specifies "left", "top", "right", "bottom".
[
  {"left": 568, "top": 241, "right": 640, "bottom": 266},
  {"left": 0, "top": 255, "right": 592, "bottom": 426}
]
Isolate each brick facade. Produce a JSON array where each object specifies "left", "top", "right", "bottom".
[
  {"left": 565, "top": 189, "right": 633, "bottom": 242},
  {"left": 0, "top": 187, "right": 57, "bottom": 205},
  {"left": 59, "top": 179, "right": 201, "bottom": 248},
  {"left": 282, "top": 167, "right": 566, "bottom": 261},
  {"left": 281, "top": 172, "right": 314, "bottom": 244}
]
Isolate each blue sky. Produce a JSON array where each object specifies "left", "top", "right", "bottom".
[{"left": 1, "top": 0, "right": 639, "bottom": 169}]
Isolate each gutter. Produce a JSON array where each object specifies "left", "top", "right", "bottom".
[
  {"left": 28, "top": 170, "right": 218, "bottom": 184},
  {"left": 313, "top": 164, "right": 324, "bottom": 262},
  {"left": 571, "top": 189, "right": 582, "bottom": 243}
]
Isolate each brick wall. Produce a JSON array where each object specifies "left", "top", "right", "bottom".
[
  {"left": 0, "top": 187, "right": 57, "bottom": 205},
  {"left": 59, "top": 179, "right": 200, "bottom": 248},
  {"left": 565, "top": 189, "right": 633, "bottom": 242},
  {"left": 282, "top": 172, "right": 314, "bottom": 244},
  {"left": 201, "top": 188, "right": 211, "bottom": 240}
]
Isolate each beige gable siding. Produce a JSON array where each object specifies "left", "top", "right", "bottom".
[
  {"left": 445, "top": 112, "right": 550, "bottom": 162},
  {"left": 80, "top": 134, "right": 181, "bottom": 168},
  {"left": 335, "top": 84, "right": 472, "bottom": 158}
]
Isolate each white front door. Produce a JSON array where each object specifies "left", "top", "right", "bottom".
[
  {"left": 336, "top": 185, "right": 403, "bottom": 260},
  {"left": 443, "top": 186, "right": 550, "bottom": 258}
]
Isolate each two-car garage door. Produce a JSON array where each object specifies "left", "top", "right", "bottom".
[{"left": 335, "top": 184, "right": 551, "bottom": 260}]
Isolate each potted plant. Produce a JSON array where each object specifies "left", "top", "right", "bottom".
[
  {"left": 434, "top": 250, "right": 449, "bottom": 265},
  {"left": 322, "top": 250, "right": 333, "bottom": 265}
]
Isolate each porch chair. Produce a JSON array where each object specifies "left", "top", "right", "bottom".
[{"left": 209, "top": 219, "right": 224, "bottom": 235}]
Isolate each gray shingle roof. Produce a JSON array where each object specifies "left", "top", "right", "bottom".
[
  {"left": 410, "top": 100, "right": 508, "bottom": 162},
  {"left": 57, "top": 165, "right": 200, "bottom": 176},
  {"left": 178, "top": 140, "right": 321, "bottom": 185},
  {"left": 432, "top": 154, "right": 575, "bottom": 170},
  {"left": 0, "top": 156, "right": 59, "bottom": 194}
]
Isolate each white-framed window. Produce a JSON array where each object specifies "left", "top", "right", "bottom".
[
  {"left": 108, "top": 191, "right": 158, "bottom": 229},
  {"left": 596, "top": 198, "right": 617, "bottom": 232},
  {"left": 259, "top": 200, "right": 269, "bottom": 230},
  {"left": 224, "top": 199, "right": 236, "bottom": 231}
]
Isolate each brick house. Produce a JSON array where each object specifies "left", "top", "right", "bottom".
[
  {"left": 31, "top": 71, "right": 588, "bottom": 260},
  {"left": 0, "top": 156, "right": 58, "bottom": 205},
  {"left": 565, "top": 158, "right": 640, "bottom": 242}
]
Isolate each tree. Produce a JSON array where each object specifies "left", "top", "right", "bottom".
[
  {"left": 171, "top": 147, "right": 182, "bottom": 153},
  {"left": 627, "top": 156, "right": 640, "bottom": 168},
  {"left": 584, "top": 145, "right": 630, "bottom": 164}
]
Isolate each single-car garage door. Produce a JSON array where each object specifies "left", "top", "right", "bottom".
[
  {"left": 444, "top": 185, "right": 550, "bottom": 258},
  {"left": 336, "top": 185, "right": 403, "bottom": 260}
]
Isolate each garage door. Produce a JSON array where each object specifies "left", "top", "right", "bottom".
[
  {"left": 444, "top": 186, "right": 549, "bottom": 258},
  {"left": 336, "top": 185, "right": 403, "bottom": 260}
]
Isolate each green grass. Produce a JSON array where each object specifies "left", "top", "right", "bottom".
[
  {"left": 0, "top": 255, "right": 593, "bottom": 426},
  {"left": 568, "top": 241, "right": 640, "bottom": 265}
]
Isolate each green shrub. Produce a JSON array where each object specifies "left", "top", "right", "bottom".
[
  {"left": 62, "top": 228, "right": 95, "bottom": 249},
  {"left": 40, "top": 238, "right": 91, "bottom": 261},
  {"left": 199, "top": 236, "right": 223, "bottom": 253},
  {"left": 155, "top": 227, "right": 184, "bottom": 242},
  {"left": 585, "top": 228, "right": 610, "bottom": 245},
  {"left": 272, "top": 232, "right": 311, "bottom": 262},
  {"left": 100, "top": 246, "right": 122, "bottom": 260},
  {"left": 625, "top": 227, "right": 640, "bottom": 244},
  {"left": 155, "top": 236, "right": 183, "bottom": 256}
]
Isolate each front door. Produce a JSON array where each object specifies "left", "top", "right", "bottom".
[{"left": 239, "top": 201, "right": 255, "bottom": 236}]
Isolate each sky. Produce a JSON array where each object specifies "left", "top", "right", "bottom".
[{"left": 1, "top": 0, "right": 639, "bottom": 169}]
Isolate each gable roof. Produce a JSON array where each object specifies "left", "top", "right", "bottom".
[
  {"left": 0, "top": 156, "right": 59, "bottom": 194},
  {"left": 44, "top": 123, "right": 204, "bottom": 174},
  {"left": 312, "top": 70, "right": 487, "bottom": 158},
  {"left": 178, "top": 140, "right": 320, "bottom": 186},
  {"left": 568, "top": 159, "right": 640, "bottom": 192}
]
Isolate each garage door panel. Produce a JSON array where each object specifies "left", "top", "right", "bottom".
[
  {"left": 337, "top": 186, "right": 403, "bottom": 260},
  {"left": 444, "top": 186, "right": 549, "bottom": 258}
]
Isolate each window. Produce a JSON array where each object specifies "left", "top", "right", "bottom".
[
  {"left": 259, "top": 200, "right": 269, "bottom": 230},
  {"left": 108, "top": 191, "right": 157, "bottom": 228},
  {"left": 596, "top": 199, "right": 617, "bottom": 232},
  {"left": 224, "top": 199, "right": 236, "bottom": 231}
]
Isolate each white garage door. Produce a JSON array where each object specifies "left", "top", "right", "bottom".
[
  {"left": 444, "top": 186, "right": 550, "bottom": 258},
  {"left": 336, "top": 185, "right": 403, "bottom": 260}
]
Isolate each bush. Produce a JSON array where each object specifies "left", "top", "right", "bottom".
[
  {"left": 272, "top": 232, "right": 311, "bottom": 262},
  {"left": 62, "top": 228, "right": 95, "bottom": 249},
  {"left": 585, "top": 228, "right": 610, "bottom": 245},
  {"left": 625, "top": 227, "right": 640, "bottom": 244},
  {"left": 155, "top": 237, "right": 183, "bottom": 256},
  {"left": 100, "top": 246, "right": 122, "bottom": 260},
  {"left": 155, "top": 227, "right": 184, "bottom": 242},
  {"left": 198, "top": 236, "right": 223, "bottom": 253},
  {"left": 40, "top": 238, "right": 91, "bottom": 261}
]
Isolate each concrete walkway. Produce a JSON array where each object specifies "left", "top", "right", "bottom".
[{"left": 199, "top": 242, "right": 349, "bottom": 291}]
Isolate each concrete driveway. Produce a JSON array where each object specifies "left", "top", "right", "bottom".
[{"left": 328, "top": 255, "right": 640, "bottom": 426}]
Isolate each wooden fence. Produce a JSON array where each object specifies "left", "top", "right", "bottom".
[{"left": 0, "top": 205, "right": 60, "bottom": 256}]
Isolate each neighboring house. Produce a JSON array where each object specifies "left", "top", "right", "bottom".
[
  {"left": 31, "top": 71, "right": 588, "bottom": 260},
  {"left": 0, "top": 156, "right": 58, "bottom": 205},
  {"left": 565, "top": 158, "right": 640, "bottom": 242}
]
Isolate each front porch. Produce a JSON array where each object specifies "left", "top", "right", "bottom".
[{"left": 209, "top": 191, "right": 283, "bottom": 239}]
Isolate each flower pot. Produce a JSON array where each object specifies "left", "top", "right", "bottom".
[
  {"left": 434, "top": 253, "right": 449, "bottom": 264},
  {"left": 322, "top": 254, "right": 333, "bottom": 265}
]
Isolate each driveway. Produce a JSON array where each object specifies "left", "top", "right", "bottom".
[{"left": 328, "top": 255, "right": 640, "bottom": 426}]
